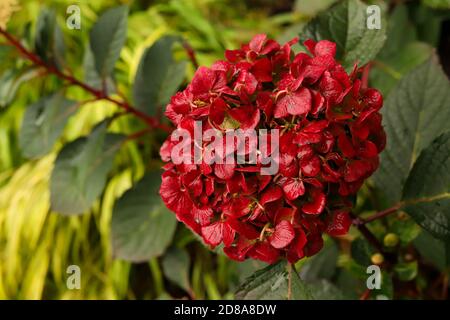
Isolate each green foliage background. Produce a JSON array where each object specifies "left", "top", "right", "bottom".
[{"left": 0, "top": 0, "right": 449, "bottom": 299}]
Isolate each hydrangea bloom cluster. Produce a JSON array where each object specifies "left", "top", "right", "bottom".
[{"left": 159, "top": 34, "right": 386, "bottom": 264}]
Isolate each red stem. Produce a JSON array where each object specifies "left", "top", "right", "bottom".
[
  {"left": 353, "top": 203, "right": 402, "bottom": 226},
  {"left": 350, "top": 212, "right": 384, "bottom": 253},
  {"left": 0, "top": 28, "right": 172, "bottom": 133},
  {"left": 359, "top": 288, "right": 371, "bottom": 300},
  {"left": 361, "top": 62, "right": 372, "bottom": 89},
  {"left": 182, "top": 40, "right": 199, "bottom": 69},
  {"left": 126, "top": 128, "right": 153, "bottom": 141}
]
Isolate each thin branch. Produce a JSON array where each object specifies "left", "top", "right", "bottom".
[
  {"left": 350, "top": 212, "right": 384, "bottom": 253},
  {"left": 353, "top": 203, "right": 402, "bottom": 226},
  {"left": 0, "top": 27, "right": 172, "bottom": 133},
  {"left": 182, "top": 40, "right": 199, "bottom": 69},
  {"left": 126, "top": 128, "right": 153, "bottom": 141},
  {"left": 359, "top": 288, "right": 371, "bottom": 300}
]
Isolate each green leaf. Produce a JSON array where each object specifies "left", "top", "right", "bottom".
[
  {"left": 168, "top": 0, "right": 222, "bottom": 51},
  {"left": 422, "top": 0, "right": 450, "bottom": 9},
  {"left": 305, "top": 279, "right": 347, "bottom": 300},
  {"left": 35, "top": 8, "right": 65, "bottom": 68},
  {"left": 133, "top": 36, "right": 186, "bottom": 116},
  {"left": 299, "top": 239, "right": 339, "bottom": 281},
  {"left": 394, "top": 261, "right": 418, "bottom": 282},
  {"left": 370, "top": 6, "right": 432, "bottom": 96},
  {"left": 300, "top": 0, "right": 386, "bottom": 70},
  {"left": 162, "top": 247, "right": 191, "bottom": 292},
  {"left": 111, "top": 172, "right": 177, "bottom": 262},
  {"left": 19, "top": 93, "right": 77, "bottom": 158},
  {"left": 375, "top": 271, "right": 394, "bottom": 299},
  {"left": 235, "top": 261, "right": 314, "bottom": 300},
  {"left": 390, "top": 217, "right": 421, "bottom": 245},
  {"left": 371, "top": 42, "right": 432, "bottom": 96},
  {"left": 411, "top": 4, "right": 445, "bottom": 46},
  {"left": 83, "top": 46, "right": 116, "bottom": 94},
  {"left": 0, "top": 68, "right": 41, "bottom": 108},
  {"left": 414, "top": 230, "right": 449, "bottom": 271},
  {"left": 89, "top": 5, "right": 128, "bottom": 78},
  {"left": 374, "top": 57, "right": 450, "bottom": 204},
  {"left": 50, "top": 122, "right": 124, "bottom": 215},
  {"left": 234, "top": 260, "right": 268, "bottom": 283},
  {"left": 294, "top": 0, "right": 338, "bottom": 16},
  {"left": 351, "top": 237, "right": 373, "bottom": 266},
  {"left": 375, "top": 5, "right": 417, "bottom": 59},
  {"left": 402, "top": 131, "right": 450, "bottom": 241}
]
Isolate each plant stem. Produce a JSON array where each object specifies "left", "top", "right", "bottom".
[
  {"left": 353, "top": 203, "right": 402, "bottom": 226},
  {"left": 287, "top": 263, "right": 293, "bottom": 300},
  {"left": 0, "top": 27, "right": 172, "bottom": 133},
  {"left": 182, "top": 40, "right": 199, "bottom": 69},
  {"left": 359, "top": 288, "right": 371, "bottom": 300},
  {"left": 349, "top": 212, "right": 384, "bottom": 253},
  {"left": 126, "top": 128, "right": 153, "bottom": 141},
  {"left": 361, "top": 62, "right": 372, "bottom": 89}
]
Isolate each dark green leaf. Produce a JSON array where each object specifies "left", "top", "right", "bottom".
[
  {"left": 235, "top": 261, "right": 314, "bottom": 300},
  {"left": 414, "top": 230, "right": 449, "bottom": 270},
  {"left": 371, "top": 42, "right": 432, "bottom": 96},
  {"left": 305, "top": 279, "right": 347, "bottom": 300},
  {"left": 83, "top": 47, "right": 116, "bottom": 94},
  {"left": 374, "top": 57, "right": 450, "bottom": 204},
  {"left": 300, "top": 239, "right": 339, "bottom": 281},
  {"left": 411, "top": 4, "right": 446, "bottom": 46},
  {"left": 370, "top": 6, "right": 432, "bottom": 96},
  {"left": 111, "top": 172, "right": 177, "bottom": 262},
  {"left": 162, "top": 247, "right": 190, "bottom": 292},
  {"left": 235, "top": 260, "right": 268, "bottom": 283},
  {"left": 351, "top": 237, "right": 373, "bottom": 266},
  {"left": 133, "top": 36, "right": 186, "bottom": 116},
  {"left": 402, "top": 131, "right": 450, "bottom": 241},
  {"left": 50, "top": 122, "right": 124, "bottom": 215},
  {"left": 376, "top": 5, "right": 418, "bottom": 59},
  {"left": 300, "top": 0, "right": 386, "bottom": 70},
  {"left": 375, "top": 271, "right": 394, "bottom": 299},
  {"left": 89, "top": 6, "right": 128, "bottom": 78},
  {"left": 35, "top": 8, "right": 65, "bottom": 68},
  {"left": 335, "top": 269, "right": 363, "bottom": 299},
  {"left": 19, "top": 93, "right": 76, "bottom": 158}
]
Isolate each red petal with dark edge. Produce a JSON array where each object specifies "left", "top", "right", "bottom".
[
  {"left": 275, "top": 87, "right": 312, "bottom": 117},
  {"left": 326, "top": 210, "right": 352, "bottom": 236},
  {"left": 249, "top": 241, "right": 280, "bottom": 264},
  {"left": 201, "top": 222, "right": 223, "bottom": 246},
  {"left": 314, "top": 40, "right": 336, "bottom": 57},
  {"left": 302, "top": 189, "right": 326, "bottom": 215},
  {"left": 338, "top": 134, "right": 356, "bottom": 158},
  {"left": 193, "top": 206, "right": 214, "bottom": 226},
  {"left": 214, "top": 163, "right": 235, "bottom": 180},
  {"left": 159, "top": 176, "right": 193, "bottom": 215},
  {"left": 260, "top": 185, "right": 283, "bottom": 206},
  {"left": 269, "top": 220, "right": 295, "bottom": 249},
  {"left": 222, "top": 222, "right": 236, "bottom": 246},
  {"left": 281, "top": 177, "right": 305, "bottom": 200},
  {"left": 251, "top": 58, "right": 272, "bottom": 82},
  {"left": 300, "top": 155, "right": 321, "bottom": 177},
  {"left": 249, "top": 34, "right": 267, "bottom": 53}
]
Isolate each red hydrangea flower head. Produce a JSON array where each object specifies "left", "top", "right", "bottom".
[{"left": 159, "top": 34, "right": 386, "bottom": 264}]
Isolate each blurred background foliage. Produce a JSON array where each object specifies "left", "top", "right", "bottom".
[{"left": 0, "top": 0, "right": 449, "bottom": 299}]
